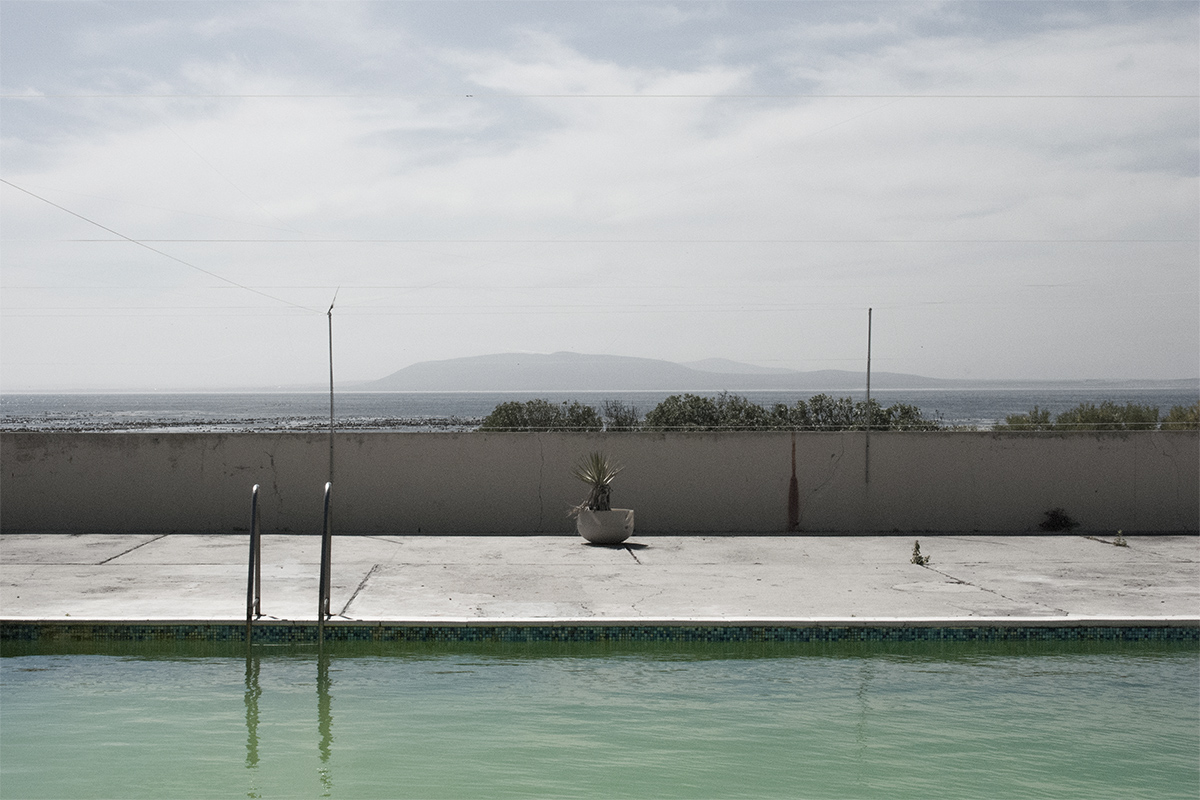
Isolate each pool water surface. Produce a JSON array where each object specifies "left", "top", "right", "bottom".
[{"left": 2, "top": 640, "right": 1197, "bottom": 799}]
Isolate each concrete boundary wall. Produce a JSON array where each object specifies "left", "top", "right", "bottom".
[{"left": 2, "top": 431, "right": 1196, "bottom": 534}]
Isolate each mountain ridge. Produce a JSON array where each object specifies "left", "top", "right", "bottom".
[{"left": 360, "top": 352, "right": 1200, "bottom": 393}]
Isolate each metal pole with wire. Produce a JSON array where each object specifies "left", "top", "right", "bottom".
[
  {"left": 328, "top": 291, "right": 337, "bottom": 485},
  {"left": 865, "top": 307, "right": 872, "bottom": 484},
  {"left": 320, "top": 292, "right": 338, "bottom": 641}
]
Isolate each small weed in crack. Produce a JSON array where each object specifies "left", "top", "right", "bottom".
[{"left": 1088, "top": 530, "right": 1129, "bottom": 547}]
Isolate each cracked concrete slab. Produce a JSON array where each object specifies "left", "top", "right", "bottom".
[
  {"left": 1, "top": 533, "right": 1197, "bottom": 623},
  {"left": 0, "top": 534, "right": 165, "bottom": 565}
]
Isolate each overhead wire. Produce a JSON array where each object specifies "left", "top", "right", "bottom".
[
  {"left": 2, "top": 92, "right": 1191, "bottom": 99},
  {"left": 4, "top": 34, "right": 1194, "bottom": 325},
  {"left": 6, "top": 237, "right": 1191, "bottom": 244},
  {"left": 0, "top": 178, "right": 321, "bottom": 315}
]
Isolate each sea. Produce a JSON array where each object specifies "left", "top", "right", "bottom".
[{"left": 3, "top": 387, "right": 1198, "bottom": 432}]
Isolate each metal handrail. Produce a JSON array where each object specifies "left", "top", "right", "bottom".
[
  {"left": 245, "top": 484, "right": 262, "bottom": 642},
  {"left": 317, "top": 482, "right": 333, "bottom": 633}
]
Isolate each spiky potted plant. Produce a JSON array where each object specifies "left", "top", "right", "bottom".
[{"left": 570, "top": 451, "right": 634, "bottom": 545}]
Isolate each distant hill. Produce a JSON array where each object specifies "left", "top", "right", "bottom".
[
  {"left": 679, "top": 358, "right": 798, "bottom": 376},
  {"left": 364, "top": 352, "right": 965, "bottom": 392},
  {"left": 358, "top": 352, "right": 1200, "bottom": 393}
]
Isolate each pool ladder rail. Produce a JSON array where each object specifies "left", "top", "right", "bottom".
[
  {"left": 246, "top": 481, "right": 336, "bottom": 644},
  {"left": 317, "top": 481, "right": 334, "bottom": 635},
  {"left": 245, "top": 484, "right": 263, "bottom": 642}
]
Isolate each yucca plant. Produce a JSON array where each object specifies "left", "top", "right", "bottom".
[{"left": 570, "top": 451, "right": 622, "bottom": 515}]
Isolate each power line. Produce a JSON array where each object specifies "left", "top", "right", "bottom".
[
  {"left": 2, "top": 93, "right": 1193, "bottom": 99},
  {"left": 0, "top": 179, "right": 320, "bottom": 315},
  {"left": 5, "top": 237, "right": 1193, "bottom": 244}
]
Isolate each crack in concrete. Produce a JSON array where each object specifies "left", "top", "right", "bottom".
[
  {"left": 263, "top": 449, "right": 282, "bottom": 525},
  {"left": 629, "top": 586, "right": 667, "bottom": 616},
  {"left": 796, "top": 440, "right": 845, "bottom": 530},
  {"left": 362, "top": 536, "right": 406, "bottom": 566},
  {"left": 811, "top": 441, "right": 845, "bottom": 496},
  {"left": 625, "top": 546, "right": 642, "bottom": 564},
  {"left": 339, "top": 563, "right": 381, "bottom": 617},
  {"left": 97, "top": 534, "right": 168, "bottom": 565},
  {"left": 1124, "top": 543, "right": 1198, "bottom": 563},
  {"left": 1150, "top": 435, "right": 1186, "bottom": 529},
  {"left": 1083, "top": 535, "right": 1130, "bottom": 548},
  {"left": 920, "top": 563, "right": 1069, "bottom": 616}
]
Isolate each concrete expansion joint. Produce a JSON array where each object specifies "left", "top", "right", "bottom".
[
  {"left": 339, "top": 563, "right": 381, "bottom": 617},
  {"left": 922, "top": 563, "right": 1069, "bottom": 616},
  {"left": 97, "top": 534, "right": 167, "bottom": 565}
]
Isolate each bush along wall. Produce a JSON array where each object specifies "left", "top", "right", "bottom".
[
  {"left": 481, "top": 395, "right": 1199, "bottom": 432},
  {"left": 478, "top": 399, "right": 602, "bottom": 431},
  {"left": 480, "top": 393, "right": 942, "bottom": 432},
  {"left": 996, "top": 401, "right": 1199, "bottom": 431}
]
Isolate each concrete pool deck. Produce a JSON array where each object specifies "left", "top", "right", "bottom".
[{"left": 1, "top": 533, "right": 1197, "bottom": 627}]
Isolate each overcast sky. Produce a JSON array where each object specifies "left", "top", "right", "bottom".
[{"left": 1, "top": 1, "right": 1196, "bottom": 391}]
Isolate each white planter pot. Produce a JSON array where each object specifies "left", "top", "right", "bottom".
[{"left": 576, "top": 508, "right": 635, "bottom": 545}]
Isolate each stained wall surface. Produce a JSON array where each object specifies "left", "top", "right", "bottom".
[{"left": 2, "top": 431, "right": 1196, "bottom": 534}]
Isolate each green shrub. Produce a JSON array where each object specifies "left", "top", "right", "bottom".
[
  {"left": 560, "top": 401, "right": 604, "bottom": 431},
  {"left": 713, "top": 392, "right": 775, "bottom": 430},
  {"left": 601, "top": 399, "right": 642, "bottom": 431},
  {"left": 766, "top": 395, "right": 940, "bottom": 431},
  {"left": 1053, "top": 401, "right": 1159, "bottom": 431},
  {"left": 1161, "top": 402, "right": 1199, "bottom": 430},
  {"left": 995, "top": 405, "right": 1053, "bottom": 431},
  {"left": 878, "top": 402, "right": 942, "bottom": 431},
  {"left": 805, "top": 394, "right": 860, "bottom": 430},
  {"left": 996, "top": 401, "right": 1188, "bottom": 431},
  {"left": 643, "top": 393, "right": 723, "bottom": 431},
  {"left": 642, "top": 392, "right": 792, "bottom": 430},
  {"left": 763, "top": 394, "right": 855, "bottom": 430},
  {"left": 644, "top": 392, "right": 940, "bottom": 431},
  {"left": 479, "top": 399, "right": 602, "bottom": 431}
]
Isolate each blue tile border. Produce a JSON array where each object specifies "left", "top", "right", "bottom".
[{"left": 3, "top": 621, "right": 1197, "bottom": 644}]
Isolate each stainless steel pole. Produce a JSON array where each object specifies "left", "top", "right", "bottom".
[
  {"left": 865, "top": 308, "right": 872, "bottom": 484},
  {"left": 245, "top": 484, "right": 260, "bottom": 643},
  {"left": 318, "top": 481, "right": 333, "bottom": 636},
  {"left": 328, "top": 297, "right": 335, "bottom": 485}
]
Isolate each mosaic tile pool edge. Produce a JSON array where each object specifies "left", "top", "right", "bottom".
[{"left": 3, "top": 621, "right": 1197, "bottom": 644}]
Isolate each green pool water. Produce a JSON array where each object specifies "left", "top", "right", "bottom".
[{"left": 1, "top": 640, "right": 1197, "bottom": 799}]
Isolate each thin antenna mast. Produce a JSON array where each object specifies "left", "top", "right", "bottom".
[
  {"left": 327, "top": 289, "right": 339, "bottom": 485},
  {"left": 865, "top": 307, "right": 872, "bottom": 484},
  {"left": 866, "top": 307, "right": 872, "bottom": 418}
]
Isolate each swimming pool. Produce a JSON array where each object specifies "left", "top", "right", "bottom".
[{"left": 2, "top": 640, "right": 1197, "bottom": 799}]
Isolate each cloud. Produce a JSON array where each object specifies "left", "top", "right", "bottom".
[{"left": 1, "top": 2, "right": 1196, "bottom": 390}]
